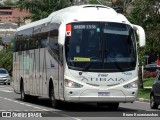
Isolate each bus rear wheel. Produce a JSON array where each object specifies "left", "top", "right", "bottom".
[
  {"left": 150, "top": 94, "right": 158, "bottom": 109},
  {"left": 20, "top": 82, "right": 29, "bottom": 101}
]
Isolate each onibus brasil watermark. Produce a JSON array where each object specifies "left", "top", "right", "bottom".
[{"left": 1, "top": 112, "right": 42, "bottom": 118}]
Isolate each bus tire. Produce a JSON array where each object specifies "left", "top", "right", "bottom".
[
  {"left": 150, "top": 94, "right": 158, "bottom": 109},
  {"left": 51, "top": 88, "right": 61, "bottom": 109},
  {"left": 20, "top": 81, "right": 29, "bottom": 101}
]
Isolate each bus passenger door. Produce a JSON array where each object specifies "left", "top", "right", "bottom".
[{"left": 58, "top": 45, "right": 64, "bottom": 100}]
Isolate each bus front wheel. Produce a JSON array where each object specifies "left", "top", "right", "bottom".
[{"left": 51, "top": 88, "right": 61, "bottom": 109}]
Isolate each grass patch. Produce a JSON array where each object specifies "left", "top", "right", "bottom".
[
  {"left": 143, "top": 77, "right": 155, "bottom": 87},
  {"left": 137, "top": 88, "right": 151, "bottom": 99},
  {"left": 137, "top": 77, "right": 155, "bottom": 99}
]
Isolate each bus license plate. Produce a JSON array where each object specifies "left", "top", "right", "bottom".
[{"left": 98, "top": 92, "right": 110, "bottom": 96}]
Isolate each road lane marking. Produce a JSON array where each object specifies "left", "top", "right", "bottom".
[
  {"left": 55, "top": 113, "right": 82, "bottom": 120},
  {"left": 0, "top": 97, "right": 50, "bottom": 111},
  {"left": 0, "top": 90, "right": 13, "bottom": 92},
  {"left": 135, "top": 101, "right": 150, "bottom": 104},
  {"left": 0, "top": 96, "right": 81, "bottom": 120}
]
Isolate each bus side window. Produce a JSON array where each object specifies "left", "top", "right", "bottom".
[
  {"left": 29, "top": 38, "right": 37, "bottom": 50},
  {"left": 37, "top": 39, "right": 42, "bottom": 48},
  {"left": 19, "top": 44, "right": 22, "bottom": 51},
  {"left": 48, "top": 23, "right": 60, "bottom": 60},
  {"left": 41, "top": 36, "right": 48, "bottom": 48},
  {"left": 16, "top": 40, "right": 21, "bottom": 51}
]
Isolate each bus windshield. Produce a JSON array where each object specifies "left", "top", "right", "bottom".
[{"left": 65, "top": 22, "right": 137, "bottom": 72}]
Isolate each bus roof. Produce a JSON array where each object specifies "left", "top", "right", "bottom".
[{"left": 17, "top": 4, "right": 131, "bottom": 31}]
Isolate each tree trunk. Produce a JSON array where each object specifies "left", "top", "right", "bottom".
[{"left": 138, "top": 66, "right": 144, "bottom": 89}]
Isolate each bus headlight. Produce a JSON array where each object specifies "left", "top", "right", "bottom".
[
  {"left": 123, "top": 80, "right": 138, "bottom": 88},
  {"left": 65, "top": 79, "right": 83, "bottom": 88}
]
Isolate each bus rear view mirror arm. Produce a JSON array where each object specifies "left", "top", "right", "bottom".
[{"left": 132, "top": 24, "right": 146, "bottom": 47}]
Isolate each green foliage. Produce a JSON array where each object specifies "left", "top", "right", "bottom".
[
  {"left": 127, "top": 0, "right": 160, "bottom": 56},
  {"left": 0, "top": 37, "right": 3, "bottom": 45},
  {"left": 88, "top": 0, "right": 99, "bottom": 4},
  {"left": 17, "top": 0, "right": 71, "bottom": 21},
  {"left": 0, "top": 45, "right": 13, "bottom": 73},
  {"left": 3, "top": 0, "right": 16, "bottom": 6},
  {"left": 0, "top": 3, "right": 3, "bottom": 6},
  {"left": 143, "top": 77, "right": 155, "bottom": 87},
  {"left": 127, "top": 0, "right": 160, "bottom": 89},
  {"left": 88, "top": 0, "right": 110, "bottom": 5},
  {"left": 138, "top": 88, "right": 151, "bottom": 99}
]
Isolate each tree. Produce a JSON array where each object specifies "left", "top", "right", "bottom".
[
  {"left": 87, "top": 0, "right": 110, "bottom": 5},
  {"left": 128, "top": 0, "right": 160, "bottom": 55},
  {"left": 128, "top": 0, "right": 160, "bottom": 88},
  {"left": 110, "top": 0, "right": 133, "bottom": 13},
  {"left": 18, "top": 0, "right": 71, "bottom": 21},
  {"left": 85, "top": 0, "right": 133, "bottom": 13},
  {"left": 3, "top": 0, "right": 16, "bottom": 6},
  {"left": 0, "top": 45, "right": 13, "bottom": 74}
]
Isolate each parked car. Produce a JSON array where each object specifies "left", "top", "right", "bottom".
[
  {"left": 150, "top": 71, "right": 160, "bottom": 109},
  {"left": 0, "top": 68, "right": 10, "bottom": 85},
  {"left": 144, "top": 63, "right": 159, "bottom": 71}
]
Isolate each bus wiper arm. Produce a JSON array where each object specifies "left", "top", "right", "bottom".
[
  {"left": 105, "top": 49, "right": 123, "bottom": 72},
  {"left": 82, "top": 49, "right": 102, "bottom": 71}
]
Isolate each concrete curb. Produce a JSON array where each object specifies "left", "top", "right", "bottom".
[
  {"left": 143, "top": 87, "right": 152, "bottom": 89},
  {"left": 137, "top": 98, "right": 150, "bottom": 103}
]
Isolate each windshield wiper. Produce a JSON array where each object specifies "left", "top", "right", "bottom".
[
  {"left": 104, "top": 49, "right": 123, "bottom": 72},
  {"left": 82, "top": 49, "right": 124, "bottom": 72},
  {"left": 82, "top": 49, "right": 102, "bottom": 71}
]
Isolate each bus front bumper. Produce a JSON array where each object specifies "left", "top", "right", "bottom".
[{"left": 64, "top": 89, "right": 137, "bottom": 103}]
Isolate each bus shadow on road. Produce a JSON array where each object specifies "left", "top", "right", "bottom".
[{"left": 15, "top": 97, "right": 141, "bottom": 112}]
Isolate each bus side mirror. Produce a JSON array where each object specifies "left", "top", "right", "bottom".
[{"left": 132, "top": 24, "right": 146, "bottom": 47}]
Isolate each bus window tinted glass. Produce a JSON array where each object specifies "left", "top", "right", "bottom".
[{"left": 65, "top": 22, "right": 137, "bottom": 72}]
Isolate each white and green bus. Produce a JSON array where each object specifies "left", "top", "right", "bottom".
[{"left": 13, "top": 4, "right": 145, "bottom": 109}]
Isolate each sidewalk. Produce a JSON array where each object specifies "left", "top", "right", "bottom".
[{"left": 137, "top": 98, "right": 150, "bottom": 102}]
